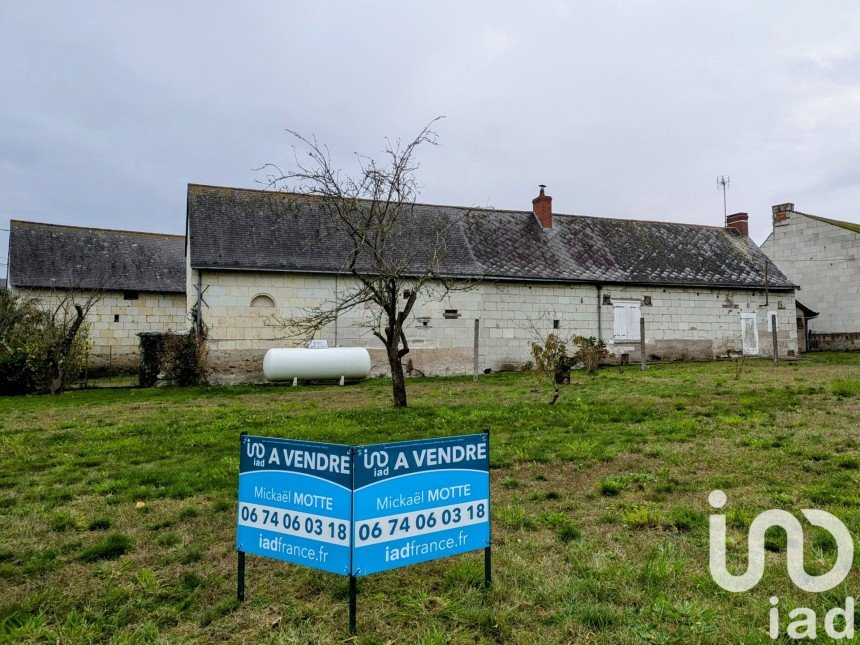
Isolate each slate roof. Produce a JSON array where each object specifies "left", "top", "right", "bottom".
[
  {"left": 187, "top": 184, "right": 796, "bottom": 291},
  {"left": 8, "top": 220, "right": 185, "bottom": 293}
]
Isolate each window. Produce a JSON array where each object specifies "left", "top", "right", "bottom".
[
  {"left": 123, "top": 290, "right": 139, "bottom": 301},
  {"left": 443, "top": 309, "right": 461, "bottom": 319},
  {"left": 114, "top": 314, "right": 120, "bottom": 323},
  {"left": 613, "top": 301, "right": 641, "bottom": 341},
  {"left": 250, "top": 294, "right": 275, "bottom": 308},
  {"left": 553, "top": 319, "right": 560, "bottom": 329}
]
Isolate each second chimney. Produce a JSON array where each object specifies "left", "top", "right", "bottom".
[
  {"left": 532, "top": 185, "right": 552, "bottom": 229},
  {"left": 725, "top": 212, "right": 749, "bottom": 236},
  {"left": 772, "top": 202, "right": 794, "bottom": 226}
]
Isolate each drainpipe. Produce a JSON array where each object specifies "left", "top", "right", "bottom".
[
  {"left": 196, "top": 270, "right": 203, "bottom": 336},
  {"left": 596, "top": 284, "right": 603, "bottom": 341}
]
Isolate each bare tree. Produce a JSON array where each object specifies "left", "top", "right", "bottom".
[
  {"left": 24, "top": 263, "right": 109, "bottom": 393},
  {"left": 42, "top": 286, "right": 103, "bottom": 393},
  {"left": 259, "top": 119, "right": 470, "bottom": 407}
]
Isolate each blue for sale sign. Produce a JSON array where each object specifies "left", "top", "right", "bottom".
[
  {"left": 351, "top": 433, "right": 490, "bottom": 577},
  {"left": 237, "top": 435, "right": 353, "bottom": 575}
]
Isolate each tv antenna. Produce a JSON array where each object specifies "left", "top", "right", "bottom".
[{"left": 717, "top": 175, "right": 730, "bottom": 226}]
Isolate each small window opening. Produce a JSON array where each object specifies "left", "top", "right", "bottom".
[
  {"left": 114, "top": 314, "right": 120, "bottom": 323},
  {"left": 642, "top": 296, "right": 652, "bottom": 306},
  {"left": 251, "top": 294, "right": 275, "bottom": 308},
  {"left": 602, "top": 294, "right": 612, "bottom": 305},
  {"left": 403, "top": 290, "right": 412, "bottom": 299},
  {"left": 553, "top": 319, "right": 560, "bottom": 329},
  {"left": 123, "top": 290, "right": 139, "bottom": 301},
  {"left": 443, "top": 309, "right": 461, "bottom": 319}
]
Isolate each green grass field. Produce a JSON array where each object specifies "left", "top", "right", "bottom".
[{"left": 1, "top": 354, "right": 859, "bottom": 643}]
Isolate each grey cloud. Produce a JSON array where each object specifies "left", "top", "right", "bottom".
[{"left": 2, "top": 0, "right": 859, "bottom": 264}]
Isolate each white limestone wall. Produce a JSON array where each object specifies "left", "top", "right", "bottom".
[
  {"left": 189, "top": 268, "right": 797, "bottom": 378},
  {"left": 598, "top": 285, "right": 797, "bottom": 359},
  {"left": 20, "top": 287, "right": 187, "bottom": 364},
  {"left": 761, "top": 211, "right": 860, "bottom": 333}
]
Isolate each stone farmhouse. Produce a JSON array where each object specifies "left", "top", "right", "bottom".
[
  {"left": 187, "top": 184, "right": 798, "bottom": 383},
  {"left": 6, "top": 220, "right": 187, "bottom": 372},
  {"left": 761, "top": 203, "right": 860, "bottom": 351}
]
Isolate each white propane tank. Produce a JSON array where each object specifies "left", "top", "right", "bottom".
[{"left": 263, "top": 347, "right": 372, "bottom": 382}]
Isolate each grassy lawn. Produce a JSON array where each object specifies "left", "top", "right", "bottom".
[{"left": 1, "top": 354, "right": 859, "bottom": 643}]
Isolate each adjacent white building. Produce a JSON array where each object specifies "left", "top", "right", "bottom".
[
  {"left": 761, "top": 203, "right": 860, "bottom": 350},
  {"left": 7, "top": 221, "right": 187, "bottom": 372}
]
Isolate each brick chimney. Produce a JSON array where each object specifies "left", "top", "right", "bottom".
[
  {"left": 772, "top": 202, "right": 794, "bottom": 226},
  {"left": 532, "top": 185, "right": 552, "bottom": 229},
  {"left": 725, "top": 212, "right": 749, "bottom": 236}
]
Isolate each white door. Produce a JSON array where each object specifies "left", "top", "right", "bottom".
[{"left": 740, "top": 313, "right": 759, "bottom": 355}]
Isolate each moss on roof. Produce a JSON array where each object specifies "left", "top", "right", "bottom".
[{"left": 804, "top": 213, "right": 860, "bottom": 235}]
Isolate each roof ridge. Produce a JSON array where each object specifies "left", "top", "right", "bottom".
[
  {"left": 187, "top": 183, "right": 735, "bottom": 232},
  {"left": 10, "top": 219, "right": 184, "bottom": 239},
  {"left": 797, "top": 212, "right": 860, "bottom": 234}
]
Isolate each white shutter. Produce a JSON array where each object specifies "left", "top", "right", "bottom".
[{"left": 613, "top": 302, "right": 641, "bottom": 341}]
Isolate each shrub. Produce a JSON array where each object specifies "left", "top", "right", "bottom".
[
  {"left": 530, "top": 332, "right": 568, "bottom": 405},
  {"left": 571, "top": 335, "right": 609, "bottom": 374},
  {"left": 160, "top": 330, "right": 209, "bottom": 386},
  {"left": 0, "top": 290, "right": 91, "bottom": 394}
]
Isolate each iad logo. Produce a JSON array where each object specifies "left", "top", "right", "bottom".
[
  {"left": 708, "top": 490, "right": 853, "bottom": 592},
  {"left": 708, "top": 490, "right": 855, "bottom": 640}
]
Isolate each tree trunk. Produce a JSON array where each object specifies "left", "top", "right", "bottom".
[
  {"left": 389, "top": 351, "right": 408, "bottom": 408},
  {"left": 549, "top": 381, "right": 559, "bottom": 406},
  {"left": 49, "top": 304, "right": 84, "bottom": 395}
]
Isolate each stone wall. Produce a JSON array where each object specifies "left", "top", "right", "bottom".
[
  {"left": 809, "top": 332, "right": 860, "bottom": 352},
  {"left": 761, "top": 210, "right": 860, "bottom": 334},
  {"left": 19, "top": 288, "right": 187, "bottom": 372},
  {"left": 189, "top": 267, "right": 798, "bottom": 383}
]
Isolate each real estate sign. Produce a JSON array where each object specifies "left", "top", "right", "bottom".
[
  {"left": 236, "top": 435, "right": 353, "bottom": 575},
  {"left": 236, "top": 433, "right": 490, "bottom": 577},
  {"left": 352, "top": 434, "right": 490, "bottom": 576}
]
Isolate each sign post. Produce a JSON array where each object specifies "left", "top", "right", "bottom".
[{"left": 236, "top": 431, "right": 491, "bottom": 634}]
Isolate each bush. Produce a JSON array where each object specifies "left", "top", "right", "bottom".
[
  {"left": 0, "top": 290, "right": 91, "bottom": 395},
  {"left": 530, "top": 332, "right": 568, "bottom": 404},
  {"left": 571, "top": 336, "right": 609, "bottom": 374},
  {"left": 160, "top": 331, "right": 209, "bottom": 386},
  {"left": 0, "top": 350, "right": 36, "bottom": 395}
]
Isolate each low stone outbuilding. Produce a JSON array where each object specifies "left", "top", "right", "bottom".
[
  {"left": 7, "top": 220, "right": 187, "bottom": 372},
  {"left": 186, "top": 184, "right": 798, "bottom": 383},
  {"left": 761, "top": 204, "right": 860, "bottom": 350}
]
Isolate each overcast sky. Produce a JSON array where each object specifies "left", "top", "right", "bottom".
[{"left": 2, "top": 1, "right": 860, "bottom": 270}]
